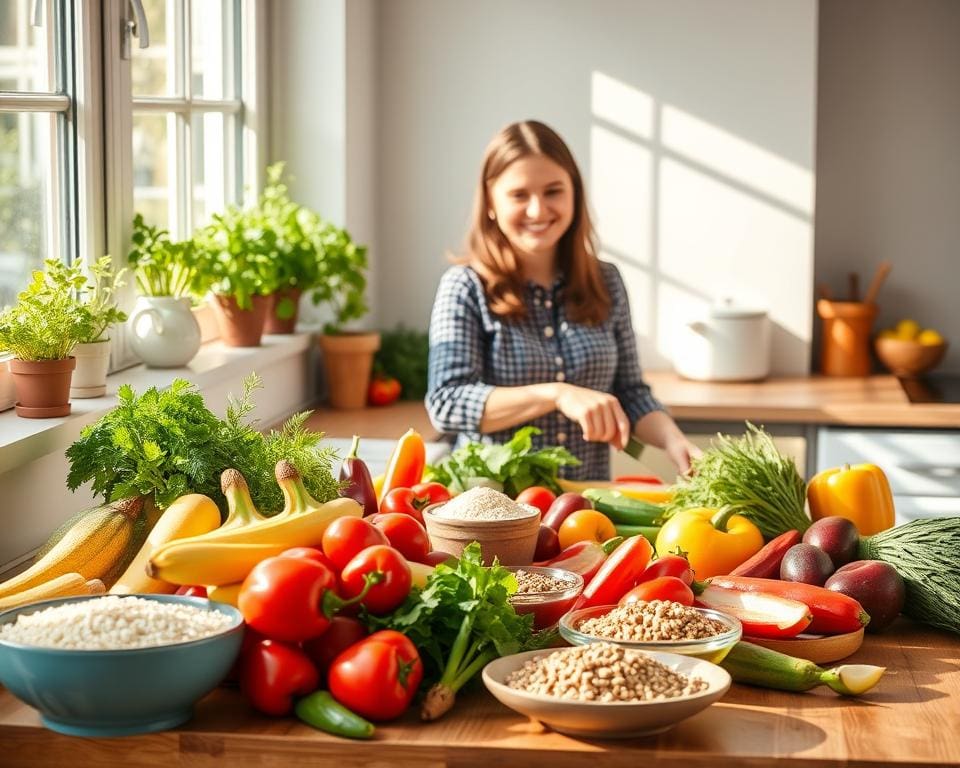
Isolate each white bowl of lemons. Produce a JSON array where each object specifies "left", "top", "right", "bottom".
[{"left": 875, "top": 319, "right": 947, "bottom": 378}]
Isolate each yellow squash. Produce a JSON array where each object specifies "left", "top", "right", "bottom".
[
  {"left": 0, "top": 572, "right": 102, "bottom": 610},
  {"left": 557, "top": 478, "right": 674, "bottom": 504},
  {"left": 807, "top": 464, "right": 895, "bottom": 535},
  {"left": 110, "top": 494, "right": 222, "bottom": 595}
]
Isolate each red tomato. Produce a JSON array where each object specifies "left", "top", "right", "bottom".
[
  {"left": 240, "top": 638, "right": 319, "bottom": 716},
  {"left": 369, "top": 512, "right": 430, "bottom": 563},
  {"left": 321, "top": 517, "right": 389, "bottom": 571},
  {"left": 379, "top": 488, "right": 425, "bottom": 524},
  {"left": 339, "top": 545, "right": 412, "bottom": 615},
  {"left": 640, "top": 554, "right": 695, "bottom": 585},
  {"left": 301, "top": 616, "right": 369, "bottom": 676},
  {"left": 175, "top": 585, "right": 208, "bottom": 598},
  {"left": 280, "top": 546, "right": 338, "bottom": 570},
  {"left": 515, "top": 486, "right": 557, "bottom": 517},
  {"left": 328, "top": 630, "right": 423, "bottom": 721},
  {"left": 422, "top": 549, "right": 456, "bottom": 566},
  {"left": 618, "top": 576, "right": 695, "bottom": 607},
  {"left": 368, "top": 375, "right": 401, "bottom": 406},
  {"left": 411, "top": 481, "right": 452, "bottom": 506}
]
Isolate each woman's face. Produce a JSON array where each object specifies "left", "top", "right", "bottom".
[{"left": 488, "top": 154, "right": 575, "bottom": 262}]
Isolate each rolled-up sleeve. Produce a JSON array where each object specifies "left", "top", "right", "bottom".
[
  {"left": 425, "top": 267, "right": 495, "bottom": 434},
  {"left": 605, "top": 264, "right": 665, "bottom": 427}
]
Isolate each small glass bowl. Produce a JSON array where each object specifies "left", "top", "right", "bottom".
[
  {"left": 558, "top": 604, "right": 742, "bottom": 663},
  {"left": 506, "top": 566, "right": 584, "bottom": 631}
]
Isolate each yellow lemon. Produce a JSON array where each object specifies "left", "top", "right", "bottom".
[
  {"left": 917, "top": 329, "right": 944, "bottom": 346},
  {"left": 896, "top": 319, "right": 921, "bottom": 340}
]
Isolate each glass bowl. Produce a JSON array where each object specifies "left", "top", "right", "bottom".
[
  {"left": 559, "top": 603, "right": 742, "bottom": 663},
  {"left": 506, "top": 566, "right": 584, "bottom": 630}
]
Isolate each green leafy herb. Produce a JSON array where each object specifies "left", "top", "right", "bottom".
[
  {"left": 66, "top": 374, "right": 340, "bottom": 514},
  {"left": 665, "top": 422, "right": 809, "bottom": 539},
  {"left": 374, "top": 326, "right": 429, "bottom": 400},
  {"left": 367, "top": 542, "right": 551, "bottom": 721},
  {"left": 424, "top": 426, "right": 579, "bottom": 497},
  {"left": 127, "top": 213, "right": 201, "bottom": 298}
]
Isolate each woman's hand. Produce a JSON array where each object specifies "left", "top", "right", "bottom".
[
  {"left": 663, "top": 433, "right": 701, "bottom": 476},
  {"left": 554, "top": 384, "right": 631, "bottom": 449},
  {"left": 634, "top": 411, "right": 701, "bottom": 476}
]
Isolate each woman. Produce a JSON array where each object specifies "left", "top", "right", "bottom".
[{"left": 425, "top": 120, "right": 697, "bottom": 480}]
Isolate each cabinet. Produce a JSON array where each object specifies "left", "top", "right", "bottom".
[{"left": 816, "top": 427, "right": 960, "bottom": 525}]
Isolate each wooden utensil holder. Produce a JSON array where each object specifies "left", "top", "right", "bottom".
[{"left": 817, "top": 300, "right": 877, "bottom": 377}]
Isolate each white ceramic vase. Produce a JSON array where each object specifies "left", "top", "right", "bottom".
[
  {"left": 128, "top": 296, "right": 202, "bottom": 368},
  {"left": 70, "top": 339, "right": 112, "bottom": 398}
]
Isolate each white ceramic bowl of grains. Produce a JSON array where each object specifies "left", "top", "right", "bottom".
[
  {"left": 482, "top": 642, "right": 731, "bottom": 738},
  {"left": 0, "top": 593, "right": 244, "bottom": 737},
  {"left": 559, "top": 601, "right": 742, "bottom": 664},
  {"left": 422, "top": 486, "right": 540, "bottom": 565}
]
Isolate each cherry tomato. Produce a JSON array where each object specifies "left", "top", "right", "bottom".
[
  {"left": 301, "top": 616, "right": 369, "bottom": 676},
  {"left": 321, "top": 516, "right": 389, "bottom": 571},
  {"left": 515, "top": 486, "right": 557, "bottom": 517},
  {"left": 368, "top": 375, "right": 401, "bottom": 406},
  {"left": 379, "top": 483, "right": 452, "bottom": 524},
  {"left": 557, "top": 509, "right": 617, "bottom": 550},
  {"left": 618, "top": 576, "right": 695, "bottom": 607},
  {"left": 369, "top": 512, "right": 430, "bottom": 563},
  {"left": 640, "top": 553, "right": 695, "bottom": 585},
  {"left": 339, "top": 545, "right": 412, "bottom": 615},
  {"left": 410, "top": 482, "right": 452, "bottom": 506}
]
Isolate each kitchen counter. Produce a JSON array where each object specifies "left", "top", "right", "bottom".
[{"left": 1, "top": 620, "right": 957, "bottom": 767}]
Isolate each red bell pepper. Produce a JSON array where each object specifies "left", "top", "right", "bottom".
[
  {"left": 707, "top": 575, "right": 870, "bottom": 634},
  {"left": 339, "top": 545, "right": 412, "bottom": 615},
  {"left": 328, "top": 630, "right": 423, "bottom": 721},
  {"left": 380, "top": 429, "right": 426, "bottom": 499},
  {"left": 620, "top": 576, "right": 695, "bottom": 607},
  {"left": 570, "top": 535, "right": 654, "bottom": 611},
  {"left": 301, "top": 616, "right": 369, "bottom": 676},
  {"left": 695, "top": 584, "right": 813, "bottom": 638},
  {"left": 728, "top": 530, "right": 802, "bottom": 578},
  {"left": 535, "top": 536, "right": 622, "bottom": 584},
  {"left": 240, "top": 638, "right": 319, "bottom": 716},
  {"left": 238, "top": 547, "right": 379, "bottom": 643}
]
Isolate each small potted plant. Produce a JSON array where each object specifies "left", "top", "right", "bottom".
[
  {"left": 68, "top": 255, "right": 128, "bottom": 397},
  {"left": 193, "top": 204, "right": 280, "bottom": 347},
  {"left": 127, "top": 213, "right": 203, "bottom": 368},
  {"left": 0, "top": 259, "right": 93, "bottom": 417},
  {"left": 310, "top": 221, "right": 377, "bottom": 409}
]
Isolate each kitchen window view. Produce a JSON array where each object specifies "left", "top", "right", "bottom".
[{"left": 0, "top": 1, "right": 958, "bottom": 764}]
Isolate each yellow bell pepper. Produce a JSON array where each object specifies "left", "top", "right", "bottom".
[
  {"left": 655, "top": 507, "right": 764, "bottom": 580},
  {"left": 806, "top": 463, "right": 895, "bottom": 535}
]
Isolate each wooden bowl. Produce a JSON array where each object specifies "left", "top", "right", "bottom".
[
  {"left": 875, "top": 337, "right": 948, "bottom": 378},
  {"left": 743, "top": 627, "right": 864, "bottom": 664}
]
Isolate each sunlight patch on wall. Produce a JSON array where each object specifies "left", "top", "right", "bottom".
[
  {"left": 589, "top": 124, "right": 652, "bottom": 264},
  {"left": 590, "top": 72, "right": 654, "bottom": 139},
  {"left": 661, "top": 104, "right": 813, "bottom": 215}
]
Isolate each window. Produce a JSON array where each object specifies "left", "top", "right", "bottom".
[{"left": 0, "top": 0, "right": 75, "bottom": 308}]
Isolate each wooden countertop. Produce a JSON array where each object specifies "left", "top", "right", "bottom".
[
  {"left": 305, "top": 374, "right": 960, "bottom": 438},
  {"left": 1, "top": 621, "right": 958, "bottom": 767}
]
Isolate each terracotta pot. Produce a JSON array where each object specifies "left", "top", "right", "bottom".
[
  {"left": 318, "top": 332, "right": 381, "bottom": 409},
  {"left": 264, "top": 287, "right": 303, "bottom": 335},
  {"left": 210, "top": 294, "right": 269, "bottom": 347},
  {"left": 818, "top": 300, "right": 878, "bottom": 377},
  {"left": 9, "top": 357, "right": 76, "bottom": 418},
  {"left": 70, "top": 339, "right": 112, "bottom": 398},
  {"left": 421, "top": 502, "right": 540, "bottom": 566}
]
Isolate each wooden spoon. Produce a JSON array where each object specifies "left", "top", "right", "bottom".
[{"left": 863, "top": 261, "right": 892, "bottom": 305}]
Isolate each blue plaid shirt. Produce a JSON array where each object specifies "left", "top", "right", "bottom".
[{"left": 425, "top": 261, "right": 664, "bottom": 480}]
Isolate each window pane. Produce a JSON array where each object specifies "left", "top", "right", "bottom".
[
  {"left": 133, "top": 113, "right": 171, "bottom": 230},
  {"left": 0, "top": 0, "right": 53, "bottom": 91},
  {"left": 132, "top": 0, "right": 171, "bottom": 96},
  {"left": 0, "top": 110, "right": 52, "bottom": 308},
  {"left": 191, "top": 110, "right": 227, "bottom": 226},
  {"left": 191, "top": 0, "right": 229, "bottom": 99}
]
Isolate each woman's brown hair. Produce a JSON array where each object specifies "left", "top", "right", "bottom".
[{"left": 460, "top": 120, "right": 611, "bottom": 325}]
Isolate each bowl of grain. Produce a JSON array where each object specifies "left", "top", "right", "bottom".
[
  {"left": 505, "top": 566, "right": 584, "bottom": 630},
  {"left": 559, "top": 601, "right": 742, "bottom": 664},
  {"left": 482, "top": 642, "right": 731, "bottom": 738},
  {"left": 422, "top": 486, "right": 540, "bottom": 566},
  {"left": 0, "top": 593, "right": 244, "bottom": 737}
]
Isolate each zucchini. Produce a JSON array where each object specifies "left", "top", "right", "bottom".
[
  {"left": 721, "top": 641, "right": 885, "bottom": 696},
  {"left": 583, "top": 489, "right": 665, "bottom": 526},
  {"left": 614, "top": 524, "right": 661, "bottom": 545}
]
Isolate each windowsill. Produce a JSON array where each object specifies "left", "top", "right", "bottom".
[{"left": 0, "top": 332, "right": 316, "bottom": 475}]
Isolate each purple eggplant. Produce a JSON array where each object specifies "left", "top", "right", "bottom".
[{"left": 338, "top": 435, "right": 378, "bottom": 517}]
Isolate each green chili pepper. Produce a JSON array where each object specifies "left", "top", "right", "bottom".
[{"left": 295, "top": 690, "right": 375, "bottom": 740}]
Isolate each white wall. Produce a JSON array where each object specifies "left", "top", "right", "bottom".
[
  {"left": 372, "top": 0, "right": 818, "bottom": 374},
  {"left": 816, "top": 0, "right": 960, "bottom": 373}
]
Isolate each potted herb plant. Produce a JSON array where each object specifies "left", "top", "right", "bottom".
[
  {"left": 126, "top": 214, "right": 203, "bottom": 368},
  {"left": 0, "top": 259, "right": 93, "bottom": 417},
  {"left": 193, "top": 204, "right": 280, "bottom": 347},
  {"left": 310, "top": 221, "right": 377, "bottom": 409},
  {"left": 68, "top": 255, "right": 128, "bottom": 398}
]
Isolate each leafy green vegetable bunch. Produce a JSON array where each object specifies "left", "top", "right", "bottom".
[
  {"left": 307, "top": 218, "right": 369, "bottom": 335},
  {"left": 374, "top": 326, "right": 429, "bottom": 400},
  {"left": 425, "top": 427, "right": 579, "bottom": 497},
  {"left": 665, "top": 421, "right": 809, "bottom": 539},
  {"left": 368, "top": 542, "right": 549, "bottom": 721},
  {"left": 128, "top": 213, "right": 201, "bottom": 299},
  {"left": 65, "top": 374, "right": 341, "bottom": 514}
]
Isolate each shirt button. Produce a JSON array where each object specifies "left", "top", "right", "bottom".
[
  {"left": 555, "top": 356, "right": 563, "bottom": 366},
  {"left": 557, "top": 432, "right": 567, "bottom": 443},
  {"left": 560, "top": 321, "right": 569, "bottom": 332},
  {"left": 556, "top": 372, "right": 566, "bottom": 382},
  {"left": 543, "top": 326, "right": 554, "bottom": 338},
  {"left": 545, "top": 299, "right": 553, "bottom": 309},
  {"left": 534, "top": 297, "right": 541, "bottom": 306}
]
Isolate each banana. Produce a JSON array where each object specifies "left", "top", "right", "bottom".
[
  {"left": 0, "top": 497, "right": 144, "bottom": 599},
  {"left": 147, "top": 540, "right": 292, "bottom": 586},
  {"left": 206, "top": 582, "right": 242, "bottom": 607}
]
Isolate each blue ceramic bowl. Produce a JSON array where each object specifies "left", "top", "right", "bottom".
[{"left": 0, "top": 594, "right": 244, "bottom": 737}]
